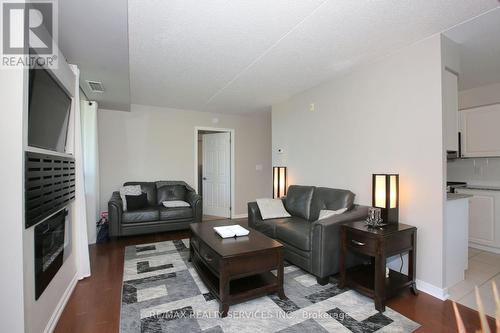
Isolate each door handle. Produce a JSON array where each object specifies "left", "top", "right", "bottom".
[
  {"left": 351, "top": 240, "right": 365, "bottom": 246},
  {"left": 202, "top": 177, "right": 207, "bottom": 180}
]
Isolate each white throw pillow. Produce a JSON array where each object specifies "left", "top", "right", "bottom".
[
  {"left": 256, "top": 198, "right": 291, "bottom": 220},
  {"left": 162, "top": 200, "right": 191, "bottom": 208},
  {"left": 318, "top": 208, "right": 348, "bottom": 221},
  {"left": 119, "top": 185, "right": 142, "bottom": 211}
]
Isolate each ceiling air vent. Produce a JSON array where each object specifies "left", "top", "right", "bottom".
[{"left": 86, "top": 80, "right": 104, "bottom": 93}]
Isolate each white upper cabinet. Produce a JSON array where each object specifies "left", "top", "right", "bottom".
[
  {"left": 444, "top": 70, "right": 459, "bottom": 151},
  {"left": 460, "top": 104, "right": 500, "bottom": 157}
]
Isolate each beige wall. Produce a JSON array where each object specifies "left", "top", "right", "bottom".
[
  {"left": 272, "top": 35, "right": 446, "bottom": 291},
  {"left": 98, "top": 104, "right": 272, "bottom": 215}
]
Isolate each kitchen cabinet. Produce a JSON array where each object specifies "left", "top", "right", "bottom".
[
  {"left": 444, "top": 70, "right": 459, "bottom": 152},
  {"left": 460, "top": 104, "right": 500, "bottom": 157},
  {"left": 455, "top": 188, "right": 500, "bottom": 251},
  {"left": 444, "top": 197, "right": 469, "bottom": 288}
]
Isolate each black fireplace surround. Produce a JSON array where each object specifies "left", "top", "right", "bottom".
[
  {"left": 35, "top": 209, "right": 66, "bottom": 299},
  {"left": 25, "top": 151, "right": 76, "bottom": 228}
]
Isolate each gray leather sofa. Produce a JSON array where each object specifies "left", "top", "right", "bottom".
[
  {"left": 248, "top": 185, "right": 369, "bottom": 284},
  {"left": 109, "top": 181, "right": 202, "bottom": 237}
]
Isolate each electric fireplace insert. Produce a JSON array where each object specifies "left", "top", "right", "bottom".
[{"left": 34, "top": 209, "right": 67, "bottom": 300}]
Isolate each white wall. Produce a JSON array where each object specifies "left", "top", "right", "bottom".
[
  {"left": 22, "top": 58, "right": 80, "bottom": 333},
  {"left": 98, "top": 104, "right": 272, "bottom": 216},
  {"left": 0, "top": 65, "right": 26, "bottom": 333},
  {"left": 272, "top": 35, "right": 446, "bottom": 290}
]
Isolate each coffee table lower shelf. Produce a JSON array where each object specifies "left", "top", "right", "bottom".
[{"left": 191, "top": 252, "right": 281, "bottom": 316}]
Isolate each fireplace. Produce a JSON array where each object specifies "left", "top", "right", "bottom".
[{"left": 34, "top": 209, "right": 67, "bottom": 300}]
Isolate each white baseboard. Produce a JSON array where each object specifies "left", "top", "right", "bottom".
[
  {"left": 44, "top": 273, "right": 78, "bottom": 333},
  {"left": 231, "top": 213, "right": 248, "bottom": 219},
  {"left": 416, "top": 279, "right": 448, "bottom": 300},
  {"left": 469, "top": 242, "right": 500, "bottom": 254}
]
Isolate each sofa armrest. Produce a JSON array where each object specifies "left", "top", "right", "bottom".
[
  {"left": 311, "top": 205, "right": 370, "bottom": 277},
  {"left": 108, "top": 191, "right": 123, "bottom": 237},
  {"left": 186, "top": 191, "right": 202, "bottom": 223},
  {"left": 248, "top": 202, "right": 263, "bottom": 228}
]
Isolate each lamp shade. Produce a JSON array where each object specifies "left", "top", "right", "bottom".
[
  {"left": 273, "top": 166, "right": 287, "bottom": 198},
  {"left": 372, "top": 174, "right": 399, "bottom": 223}
]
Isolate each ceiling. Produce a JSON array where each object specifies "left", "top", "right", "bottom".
[
  {"left": 444, "top": 8, "right": 500, "bottom": 91},
  {"left": 59, "top": 0, "right": 499, "bottom": 113},
  {"left": 59, "top": 0, "right": 130, "bottom": 111}
]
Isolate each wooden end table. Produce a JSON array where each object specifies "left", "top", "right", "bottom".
[
  {"left": 189, "top": 220, "right": 285, "bottom": 317},
  {"left": 339, "top": 221, "right": 418, "bottom": 312}
]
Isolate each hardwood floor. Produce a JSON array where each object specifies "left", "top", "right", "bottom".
[{"left": 54, "top": 230, "right": 496, "bottom": 333}]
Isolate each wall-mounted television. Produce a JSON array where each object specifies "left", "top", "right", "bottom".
[{"left": 28, "top": 68, "right": 72, "bottom": 153}]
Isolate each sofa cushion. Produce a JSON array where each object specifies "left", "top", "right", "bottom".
[
  {"left": 157, "top": 185, "right": 186, "bottom": 205},
  {"left": 160, "top": 207, "right": 192, "bottom": 220},
  {"left": 125, "top": 192, "right": 148, "bottom": 211},
  {"left": 124, "top": 182, "right": 157, "bottom": 207},
  {"left": 119, "top": 185, "right": 142, "bottom": 211},
  {"left": 256, "top": 198, "right": 291, "bottom": 220},
  {"left": 162, "top": 200, "right": 190, "bottom": 208},
  {"left": 122, "top": 208, "right": 159, "bottom": 224},
  {"left": 275, "top": 218, "right": 312, "bottom": 251},
  {"left": 251, "top": 216, "right": 296, "bottom": 238},
  {"left": 310, "top": 187, "right": 355, "bottom": 221},
  {"left": 284, "top": 185, "right": 315, "bottom": 220}
]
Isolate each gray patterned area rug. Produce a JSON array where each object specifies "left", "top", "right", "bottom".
[{"left": 120, "top": 239, "right": 419, "bottom": 333}]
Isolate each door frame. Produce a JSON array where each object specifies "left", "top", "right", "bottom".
[{"left": 194, "top": 126, "right": 235, "bottom": 219}]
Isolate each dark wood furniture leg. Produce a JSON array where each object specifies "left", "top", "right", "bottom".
[
  {"left": 374, "top": 240, "right": 386, "bottom": 312},
  {"left": 277, "top": 250, "right": 285, "bottom": 299},
  {"left": 339, "top": 227, "right": 346, "bottom": 289},
  {"left": 188, "top": 239, "right": 192, "bottom": 262},
  {"left": 219, "top": 266, "right": 229, "bottom": 317},
  {"left": 409, "top": 230, "right": 418, "bottom": 295},
  {"left": 316, "top": 276, "right": 329, "bottom": 286}
]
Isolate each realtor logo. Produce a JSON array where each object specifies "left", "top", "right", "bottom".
[{"left": 1, "top": 0, "right": 58, "bottom": 68}]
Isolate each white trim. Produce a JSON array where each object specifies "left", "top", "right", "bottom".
[
  {"left": 25, "top": 146, "right": 74, "bottom": 158},
  {"left": 194, "top": 127, "right": 236, "bottom": 219},
  {"left": 43, "top": 273, "right": 78, "bottom": 333},
  {"left": 231, "top": 213, "right": 248, "bottom": 219},
  {"left": 416, "top": 279, "right": 448, "bottom": 300},
  {"left": 469, "top": 242, "right": 500, "bottom": 254}
]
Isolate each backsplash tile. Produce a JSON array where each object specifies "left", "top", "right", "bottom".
[{"left": 447, "top": 157, "right": 500, "bottom": 187}]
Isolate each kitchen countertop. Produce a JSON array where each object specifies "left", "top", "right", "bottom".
[{"left": 447, "top": 193, "right": 473, "bottom": 201}]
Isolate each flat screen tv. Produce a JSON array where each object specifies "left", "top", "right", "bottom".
[{"left": 28, "top": 68, "right": 72, "bottom": 153}]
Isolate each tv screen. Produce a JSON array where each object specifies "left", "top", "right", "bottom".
[{"left": 28, "top": 69, "right": 72, "bottom": 153}]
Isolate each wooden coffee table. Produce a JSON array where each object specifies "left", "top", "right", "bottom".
[{"left": 189, "top": 220, "right": 285, "bottom": 317}]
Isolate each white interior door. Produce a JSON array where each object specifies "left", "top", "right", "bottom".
[{"left": 202, "top": 133, "right": 231, "bottom": 217}]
